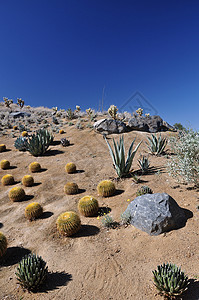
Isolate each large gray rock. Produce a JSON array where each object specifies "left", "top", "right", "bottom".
[
  {"left": 10, "top": 111, "right": 31, "bottom": 118},
  {"left": 93, "top": 118, "right": 127, "bottom": 134},
  {"left": 124, "top": 193, "right": 187, "bottom": 235},
  {"left": 128, "top": 115, "right": 175, "bottom": 132}
]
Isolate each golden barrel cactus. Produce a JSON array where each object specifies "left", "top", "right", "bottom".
[
  {"left": 65, "top": 162, "right": 76, "bottom": 174},
  {"left": 59, "top": 129, "right": 64, "bottom": 134},
  {"left": 0, "top": 232, "right": 7, "bottom": 258},
  {"left": 64, "top": 182, "right": 78, "bottom": 195},
  {"left": 29, "top": 162, "right": 41, "bottom": 173},
  {"left": 9, "top": 187, "right": 26, "bottom": 202},
  {"left": 13, "top": 125, "right": 18, "bottom": 130},
  {"left": 56, "top": 211, "right": 81, "bottom": 236},
  {"left": 0, "top": 160, "right": 10, "bottom": 170},
  {"left": 0, "top": 144, "right": 6, "bottom": 152},
  {"left": 97, "top": 180, "right": 116, "bottom": 197},
  {"left": 1, "top": 174, "right": 15, "bottom": 186},
  {"left": 25, "top": 202, "right": 43, "bottom": 221},
  {"left": 22, "top": 175, "right": 34, "bottom": 187},
  {"left": 78, "top": 196, "right": 99, "bottom": 217},
  {"left": 22, "top": 131, "right": 28, "bottom": 137}
]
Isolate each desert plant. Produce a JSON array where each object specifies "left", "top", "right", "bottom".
[
  {"left": 15, "top": 253, "right": 48, "bottom": 291},
  {"left": 0, "top": 144, "right": 6, "bottom": 152},
  {"left": 97, "top": 180, "right": 116, "bottom": 197},
  {"left": 0, "top": 159, "right": 10, "bottom": 169},
  {"left": 61, "top": 138, "right": 70, "bottom": 147},
  {"left": 1, "top": 174, "right": 15, "bottom": 185},
  {"left": 56, "top": 211, "right": 81, "bottom": 236},
  {"left": 14, "top": 137, "right": 28, "bottom": 151},
  {"left": 101, "top": 214, "right": 114, "bottom": 228},
  {"left": 168, "top": 129, "right": 199, "bottom": 186},
  {"left": 120, "top": 210, "right": 132, "bottom": 225},
  {"left": 17, "top": 98, "right": 24, "bottom": 108},
  {"left": 29, "top": 162, "right": 41, "bottom": 173},
  {"left": 0, "top": 232, "right": 8, "bottom": 257},
  {"left": 173, "top": 123, "right": 186, "bottom": 131},
  {"left": 22, "top": 175, "right": 34, "bottom": 187},
  {"left": 65, "top": 162, "right": 76, "bottom": 174},
  {"left": 145, "top": 133, "right": 167, "bottom": 155},
  {"left": 138, "top": 156, "right": 150, "bottom": 174},
  {"left": 104, "top": 136, "right": 142, "bottom": 178},
  {"left": 13, "top": 125, "right": 18, "bottom": 130},
  {"left": 152, "top": 263, "right": 189, "bottom": 298},
  {"left": 59, "top": 129, "right": 64, "bottom": 134},
  {"left": 136, "top": 107, "right": 143, "bottom": 116},
  {"left": 136, "top": 185, "right": 153, "bottom": 196},
  {"left": 25, "top": 202, "right": 43, "bottom": 220},
  {"left": 108, "top": 105, "right": 118, "bottom": 119},
  {"left": 9, "top": 187, "right": 26, "bottom": 202},
  {"left": 27, "top": 129, "right": 54, "bottom": 156},
  {"left": 64, "top": 182, "right": 79, "bottom": 195},
  {"left": 3, "top": 97, "right": 13, "bottom": 109},
  {"left": 66, "top": 108, "right": 75, "bottom": 120},
  {"left": 22, "top": 131, "right": 28, "bottom": 137},
  {"left": 78, "top": 196, "right": 99, "bottom": 217}
]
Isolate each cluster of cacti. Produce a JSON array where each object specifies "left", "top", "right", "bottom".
[
  {"left": 0, "top": 159, "right": 10, "bottom": 170},
  {"left": 104, "top": 135, "right": 142, "bottom": 178},
  {"left": 136, "top": 186, "right": 153, "bottom": 196},
  {"left": 152, "top": 263, "right": 189, "bottom": 298},
  {"left": 1, "top": 174, "right": 15, "bottom": 186},
  {"left": 64, "top": 182, "right": 79, "bottom": 195},
  {"left": 137, "top": 156, "right": 150, "bottom": 174},
  {"left": 0, "top": 232, "right": 8, "bottom": 258},
  {"left": 146, "top": 133, "right": 167, "bottom": 155},
  {"left": 22, "top": 175, "right": 34, "bottom": 187},
  {"left": 61, "top": 138, "right": 70, "bottom": 147},
  {"left": 22, "top": 131, "right": 28, "bottom": 137},
  {"left": 3, "top": 97, "right": 13, "bottom": 108},
  {"left": 9, "top": 187, "right": 26, "bottom": 202},
  {"left": 78, "top": 196, "right": 99, "bottom": 217},
  {"left": 15, "top": 253, "right": 48, "bottom": 290},
  {"left": 25, "top": 202, "right": 43, "bottom": 221},
  {"left": 0, "top": 144, "right": 6, "bottom": 152},
  {"left": 14, "top": 137, "right": 28, "bottom": 151},
  {"left": 56, "top": 211, "right": 81, "bottom": 236},
  {"left": 136, "top": 107, "right": 143, "bottom": 116},
  {"left": 29, "top": 162, "right": 41, "bottom": 173},
  {"left": 97, "top": 180, "right": 116, "bottom": 197},
  {"left": 27, "top": 129, "right": 54, "bottom": 156},
  {"left": 86, "top": 108, "right": 93, "bottom": 119},
  {"left": 17, "top": 98, "right": 24, "bottom": 108},
  {"left": 65, "top": 162, "right": 76, "bottom": 174},
  {"left": 66, "top": 108, "right": 75, "bottom": 120},
  {"left": 108, "top": 105, "right": 118, "bottom": 119}
]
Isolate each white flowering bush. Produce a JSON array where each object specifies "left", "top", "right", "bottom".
[{"left": 168, "top": 129, "right": 199, "bottom": 186}]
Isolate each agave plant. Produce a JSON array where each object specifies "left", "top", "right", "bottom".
[
  {"left": 15, "top": 253, "right": 48, "bottom": 290},
  {"left": 27, "top": 129, "right": 54, "bottom": 156},
  {"left": 104, "top": 136, "right": 142, "bottom": 178},
  {"left": 14, "top": 137, "right": 28, "bottom": 151},
  {"left": 152, "top": 263, "right": 189, "bottom": 298},
  {"left": 138, "top": 155, "right": 150, "bottom": 174},
  {"left": 146, "top": 133, "right": 167, "bottom": 155}
]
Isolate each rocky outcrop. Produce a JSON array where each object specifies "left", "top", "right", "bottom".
[
  {"left": 124, "top": 193, "right": 187, "bottom": 235},
  {"left": 128, "top": 115, "right": 175, "bottom": 132},
  {"left": 10, "top": 111, "right": 31, "bottom": 118},
  {"left": 93, "top": 119, "right": 128, "bottom": 134}
]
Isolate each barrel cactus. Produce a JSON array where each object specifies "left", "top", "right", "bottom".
[
  {"left": 65, "top": 162, "right": 76, "bottom": 174},
  {"left": 1, "top": 174, "right": 15, "bottom": 186},
  {"left": 78, "top": 196, "right": 99, "bottom": 217},
  {"left": 13, "top": 125, "right": 18, "bottom": 130},
  {"left": 56, "top": 211, "right": 81, "bottom": 236},
  {"left": 0, "top": 144, "right": 6, "bottom": 152},
  {"left": 97, "top": 180, "right": 116, "bottom": 197},
  {"left": 152, "top": 263, "right": 189, "bottom": 298},
  {"left": 15, "top": 253, "right": 48, "bottom": 291},
  {"left": 0, "top": 232, "right": 8, "bottom": 258},
  {"left": 136, "top": 185, "right": 153, "bottom": 196},
  {"left": 22, "top": 175, "right": 34, "bottom": 187},
  {"left": 25, "top": 202, "right": 43, "bottom": 221},
  {"left": 9, "top": 187, "right": 26, "bottom": 202},
  {"left": 59, "top": 129, "right": 64, "bottom": 134},
  {"left": 0, "top": 159, "right": 10, "bottom": 170},
  {"left": 29, "top": 162, "right": 41, "bottom": 173},
  {"left": 22, "top": 131, "right": 28, "bottom": 137},
  {"left": 64, "top": 182, "right": 78, "bottom": 195}
]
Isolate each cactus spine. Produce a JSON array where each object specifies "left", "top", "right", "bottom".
[
  {"left": 97, "top": 180, "right": 116, "bottom": 197},
  {"left": 64, "top": 182, "right": 78, "bottom": 195},
  {"left": 25, "top": 202, "right": 43, "bottom": 221},
  {"left": 78, "top": 196, "right": 99, "bottom": 217},
  {"left": 1, "top": 174, "right": 15, "bottom": 186},
  {"left": 56, "top": 211, "right": 81, "bottom": 236},
  {"left": 9, "top": 187, "right": 26, "bottom": 202}
]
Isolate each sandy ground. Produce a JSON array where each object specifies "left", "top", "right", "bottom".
[{"left": 0, "top": 113, "right": 199, "bottom": 300}]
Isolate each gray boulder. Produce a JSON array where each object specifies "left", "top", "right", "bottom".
[
  {"left": 128, "top": 115, "right": 175, "bottom": 132},
  {"left": 10, "top": 111, "right": 31, "bottom": 118},
  {"left": 124, "top": 193, "right": 187, "bottom": 235},
  {"left": 93, "top": 118, "right": 127, "bottom": 134}
]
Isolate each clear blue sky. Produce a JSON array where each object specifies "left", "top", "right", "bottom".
[{"left": 0, "top": 0, "right": 199, "bottom": 129}]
